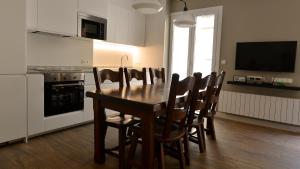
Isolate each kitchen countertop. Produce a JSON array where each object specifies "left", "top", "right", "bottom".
[{"left": 27, "top": 66, "right": 135, "bottom": 74}]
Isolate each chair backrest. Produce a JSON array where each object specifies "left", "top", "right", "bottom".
[
  {"left": 124, "top": 67, "right": 147, "bottom": 87},
  {"left": 163, "top": 73, "right": 195, "bottom": 138},
  {"left": 187, "top": 72, "right": 217, "bottom": 128},
  {"left": 149, "top": 67, "right": 166, "bottom": 84},
  {"left": 211, "top": 71, "right": 226, "bottom": 114},
  {"left": 93, "top": 67, "right": 124, "bottom": 91}
]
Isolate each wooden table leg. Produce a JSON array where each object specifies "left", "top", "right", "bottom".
[
  {"left": 142, "top": 112, "right": 155, "bottom": 169},
  {"left": 93, "top": 99, "right": 107, "bottom": 163}
]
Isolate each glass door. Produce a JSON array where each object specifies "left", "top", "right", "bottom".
[
  {"left": 170, "top": 26, "right": 190, "bottom": 79},
  {"left": 170, "top": 6, "right": 223, "bottom": 78}
]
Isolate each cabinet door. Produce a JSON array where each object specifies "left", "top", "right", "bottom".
[
  {"left": 0, "top": 76, "right": 26, "bottom": 143},
  {"left": 107, "top": 1, "right": 129, "bottom": 44},
  {"left": 27, "top": 74, "right": 44, "bottom": 136},
  {"left": 84, "top": 98, "right": 94, "bottom": 121},
  {"left": 78, "top": 0, "right": 108, "bottom": 18},
  {"left": 0, "top": 0, "right": 26, "bottom": 74},
  {"left": 37, "top": 0, "right": 77, "bottom": 36},
  {"left": 128, "top": 10, "right": 145, "bottom": 46},
  {"left": 26, "top": 0, "right": 38, "bottom": 30}
]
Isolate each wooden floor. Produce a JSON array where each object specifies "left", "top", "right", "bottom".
[{"left": 1, "top": 118, "right": 300, "bottom": 169}]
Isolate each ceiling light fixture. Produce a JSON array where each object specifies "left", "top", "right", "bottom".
[
  {"left": 132, "top": 0, "right": 163, "bottom": 15},
  {"left": 174, "top": 0, "right": 196, "bottom": 28}
]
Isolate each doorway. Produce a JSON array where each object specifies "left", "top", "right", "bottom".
[{"left": 169, "top": 6, "right": 223, "bottom": 79}]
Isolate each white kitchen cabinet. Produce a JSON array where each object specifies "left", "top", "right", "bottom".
[
  {"left": 0, "top": 0, "right": 26, "bottom": 74},
  {"left": 107, "top": 0, "right": 129, "bottom": 45},
  {"left": 128, "top": 10, "right": 145, "bottom": 46},
  {"left": 27, "top": 74, "right": 44, "bottom": 136},
  {"left": 37, "top": 0, "right": 77, "bottom": 36},
  {"left": 26, "top": 0, "right": 38, "bottom": 31},
  {"left": 84, "top": 73, "right": 95, "bottom": 85},
  {"left": 27, "top": 0, "right": 78, "bottom": 36},
  {"left": 0, "top": 76, "right": 27, "bottom": 143},
  {"left": 78, "top": 0, "right": 108, "bottom": 18},
  {"left": 107, "top": 0, "right": 145, "bottom": 46},
  {"left": 84, "top": 98, "right": 94, "bottom": 121},
  {"left": 84, "top": 73, "right": 95, "bottom": 121},
  {"left": 44, "top": 111, "right": 84, "bottom": 131}
]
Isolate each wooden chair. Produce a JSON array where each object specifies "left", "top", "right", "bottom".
[
  {"left": 187, "top": 72, "right": 216, "bottom": 153},
  {"left": 93, "top": 67, "right": 138, "bottom": 169},
  {"left": 149, "top": 67, "right": 166, "bottom": 84},
  {"left": 124, "top": 68, "right": 147, "bottom": 86},
  {"left": 205, "top": 71, "right": 226, "bottom": 140},
  {"left": 127, "top": 73, "right": 196, "bottom": 169}
]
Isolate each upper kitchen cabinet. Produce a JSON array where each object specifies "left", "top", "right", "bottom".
[
  {"left": 27, "top": 0, "right": 77, "bottom": 37},
  {"left": 78, "top": 0, "right": 108, "bottom": 18},
  {"left": 128, "top": 10, "right": 145, "bottom": 46},
  {"left": 107, "top": 0, "right": 129, "bottom": 45},
  {"left": 1, "top": 0, "right": 26, "bottom": 74},
  {"left": 26, "top": 0, "right": 37, "bottom": 31},
  {"left": 107, "top": 0, "right": 145, "bottom": 46}
]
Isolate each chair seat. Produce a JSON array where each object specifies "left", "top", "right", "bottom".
[
  {"left": 131, "top": 118, "right": 186, "bottom": 143},
  {"left": 191, "top": 118, "right": 204, "bottom": 127},
  {"left": 105, "top": 114, "right": 139, "bottom": 128}
]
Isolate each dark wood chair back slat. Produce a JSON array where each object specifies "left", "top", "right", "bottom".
[
  {"left": 93, "top": 67, "right": 124, "bottom": 91},
  {"left": 187, "top": 72, "right": 217, "bottom": 128},
  {"left": 163, "top": 73, "right": 196, "bottom": 138},
  {"left": 211, "top": 71, "right": 226, "bottom": 113},
  {"left": 124, "top": 68, "right": 147, "bottom": 86},
  {"left": 149, "top": 68, "right": 166, "bottom": 84}
]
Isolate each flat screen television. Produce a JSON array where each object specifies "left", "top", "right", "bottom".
[{"left": 235, "top": 41, "right": 297, "bottom": 72}]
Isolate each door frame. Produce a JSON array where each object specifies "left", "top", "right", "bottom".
[{"left": 168, "top": 6, "right": 223, "bottom": 78}]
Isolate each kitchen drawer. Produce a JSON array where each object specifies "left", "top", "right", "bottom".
[{"left": 44, "top": 111, "right": 84, "bottom": 131}]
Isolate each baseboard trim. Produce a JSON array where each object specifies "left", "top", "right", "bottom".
[{"left": 216, "top": 112, "right": 300, "bottom": 133}]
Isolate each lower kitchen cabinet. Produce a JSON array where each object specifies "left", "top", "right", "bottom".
[
  {"left": 44, "top": 111, "right": 84, "bottom": 131},
  {"left": 0, "top": 75, "right": 27, "bottom": 143},
  {"left": 27, "top": 74, "right": 45, "bottom": 136},
  {"left": 26, "top": 72, "right": 123, "bottom": 138},
  {"left": 84, "top": 98, "right": 94, "bottom": 121}
]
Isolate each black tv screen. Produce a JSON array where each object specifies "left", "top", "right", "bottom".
[{"left": 235, "top": 41, "right": 297, "bottom": 72}]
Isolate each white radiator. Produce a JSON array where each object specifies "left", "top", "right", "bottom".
[{"left": 218, "top": 91, "right": 300, "bottom": 126}]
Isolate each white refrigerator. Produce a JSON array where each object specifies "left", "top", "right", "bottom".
[{"left": 0, "top": 0, "right": 27, "bottom": 143}]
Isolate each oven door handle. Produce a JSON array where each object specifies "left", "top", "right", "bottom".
[{"left": 51, "top": 83, "right": 83, "bottom": 87}]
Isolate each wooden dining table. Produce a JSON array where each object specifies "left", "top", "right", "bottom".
[{"left": 86, "top": 83, "right": 170, "bottom": 169}]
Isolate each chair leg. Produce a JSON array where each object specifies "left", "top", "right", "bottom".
[
  {"left": 119, "top": 127, "right": 126, "bottom": 169},
  {"left": 183, "top": 132, "right": 190, "bottom": 165},
  {"left": 157, "top": 143, "right": 165, "bottom": 169},
  {"left": 200, "top": 123, "right": 206, "bottom": 150},
  {"left": 177, "top": 140, "right": 185, "bottom": 169},
  {"left": 210, "top": 118, "right": 216, "bottom": 140},
  {"left": 127, "top": 135, "right": 138, "bottom": 169},
  {"left": 206, "top": 118, "right": 212, "bottom": 135},
  {"left": 196, "top": 125, "right": 205, "bottom": 153}
]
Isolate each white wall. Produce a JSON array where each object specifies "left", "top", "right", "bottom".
[{"left": 27, "top": 33, "right": 93, "bottom": 67}]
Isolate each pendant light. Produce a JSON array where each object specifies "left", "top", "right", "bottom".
[
  {"left": 132, "top": 0, "right": 164, "bottom": 15},
  {"left": 174, "top": 0, "right": 196, "bottom": 28}
]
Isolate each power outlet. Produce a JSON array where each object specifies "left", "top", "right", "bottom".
[{"left": 221, "top": 59, "right": 226, "bottom": 65}]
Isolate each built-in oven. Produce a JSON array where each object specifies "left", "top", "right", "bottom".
[
  {"left": 44, "top": 73, "right": 84, "bottom": 117},
  {"left": 78, "top": 13, "right": 107, "bottom": 40}
]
